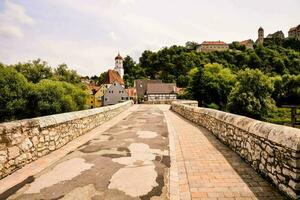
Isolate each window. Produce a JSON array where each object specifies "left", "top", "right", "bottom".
[
  {"left": 91, "top": 101, "right": 93, "bottom": 103},
  {"left": 105, "top": 98, "right": 108, "bottom": 101},
  {"left": 91, "top": 106, "right": 93, "bottom": 108}
]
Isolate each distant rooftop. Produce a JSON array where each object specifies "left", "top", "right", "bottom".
[{"left": 201, "top": 41, "right": 227, "bottom": 45}]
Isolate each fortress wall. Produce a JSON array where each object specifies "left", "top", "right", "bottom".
[{"left": 172, "top": 101, "right": 300, "bottom": 199}]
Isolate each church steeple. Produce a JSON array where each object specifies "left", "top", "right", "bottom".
[{"left": 114, "top": 52, "right": 124, "bottom": 79}]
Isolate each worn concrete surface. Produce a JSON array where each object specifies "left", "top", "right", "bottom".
[{"left": 2, "top": 105, "right": 170, "bottom": 200}]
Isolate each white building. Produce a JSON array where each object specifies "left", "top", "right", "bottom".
[{"left": 114, "top": 53, "right": 124, "bottom": 79}]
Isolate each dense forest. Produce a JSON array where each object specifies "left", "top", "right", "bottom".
[
  {"left": 0, "top": 60, "right": 87, "bottom": 122},
  {"left": 123, "top": 38, "right": 300, "bottom": 122}
]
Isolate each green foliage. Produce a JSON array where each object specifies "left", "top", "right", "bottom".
[
  {"left": 28, "top": 80, "right": 87, "bottom": 116},
  {"left": 227, "top": 69, "right": 275, "bottom": 119},
  {"left": 54, "top": 64, "right": 81, "bottom": 84},
  {"left": 13, "top": 59, "right": 53, "bottom": 83},
  {"left": 0, "top": 67, "right": 29, "bottom": 121},
  {"left": 0, "top": 64, "right": 87, "bottom": 122},
  {"left": 278, "top": 74, "right": 300, "bottom": 105},
  {"left": 123, "top": 56, "right": 145, "bottom": 87}
]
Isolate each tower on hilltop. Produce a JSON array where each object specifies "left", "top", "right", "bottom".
[
  {"left": 114, "top": 53, "right": 124, "bottom": 79},
  {"left": 257, "top": 27, "right": 264, "bottom": 45}
]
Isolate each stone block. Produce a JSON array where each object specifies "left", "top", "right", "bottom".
[
  {"left": 8, "top": 146, "right": 20, "bottom": 159},
  {"left": 18, "top": 138, "right": 33, "bottom": 152}
]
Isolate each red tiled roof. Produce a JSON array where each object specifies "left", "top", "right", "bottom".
[
  {"left": 102, "top": 69, "right": 124, "bottom": 85},
  {"left": 201, "top": 41, "right": 227, "bottom": 45}
]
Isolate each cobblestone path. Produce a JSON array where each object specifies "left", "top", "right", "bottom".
[{"left": 164, "top": 107, "right": 285, "bottom": 200}]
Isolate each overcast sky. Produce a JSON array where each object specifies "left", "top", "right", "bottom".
[{"left": 0, "top": 0, "right": 299, "bottom": 76}]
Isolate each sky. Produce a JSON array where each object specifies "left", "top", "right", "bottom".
[{"left": 0, "top": 0, "right": 299, "bottom": 76}]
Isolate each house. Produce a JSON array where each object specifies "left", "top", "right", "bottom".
[
  {"left": 125, "top": 87, "right": 137, "bottom": 103},
  {"left": 135, "top": 79, "right": 162, "bottom": 99},
  {"left": 239, "top": 39, "right": 254, "bottom": 49},
  {"left": 102, "top": 81, "right": 129, "bottom": 106},
  {"left": 196, "top": 41, "right": 229, "bottom": 53},
  {"left": 288, "top": 25, "right": 300, "bottom": 40},
  {"left": 93, "top": 84, "right": 109, "bottom": 107},
  {"left": 102, "top": 69, "right": 125, "bottom": 88},
  {"left": 145, "top": 83, "right": 177, "bottom": 102},
  {"left": 267, "top": 31, "right": 285, "bottom": 39},
  {"left": 85, "top": 84, "right": 101, "bottom": 108}
]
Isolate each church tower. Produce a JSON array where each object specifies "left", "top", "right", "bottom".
[
  {"left": 257, "top": 27, "right": 264, "bottom": 45},
  {"left": 114, "top": 53, "right": 124, "bottom": 79}
]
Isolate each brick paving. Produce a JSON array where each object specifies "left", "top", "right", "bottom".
[{"left": 164, "top": 108, "right": 285, "bottom": 200}]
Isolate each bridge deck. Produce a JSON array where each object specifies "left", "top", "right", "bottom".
[
  {"left": 164, "top": 107, "right": 284, "bottom": 200},
  {"left": 1, "top": 105, "right": 284, "bottom": 200}
]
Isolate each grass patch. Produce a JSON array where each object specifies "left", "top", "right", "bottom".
[{"left": 264, "top": 107, "right": 293, "bottom": 125}]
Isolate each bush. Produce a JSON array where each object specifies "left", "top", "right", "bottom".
[{"left": 227, "top": 68, "right": 275, "bottom": 119}]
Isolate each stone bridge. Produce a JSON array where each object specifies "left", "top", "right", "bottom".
[{"left": 0, "top": 101, "right": 300, "bottom": 200}]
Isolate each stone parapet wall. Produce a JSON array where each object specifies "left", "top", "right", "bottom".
[
  {"left": 171, "top": 101, "right": 300, "bottom": 199},
  {"left": 0, "top": 101, "right": 133, "bottom": 179}
]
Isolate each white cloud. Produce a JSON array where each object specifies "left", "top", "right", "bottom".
[
  {"left": 0, "top": 0, "right": 34, "bottom": 39},
  {"left": 109, "top": 31, "right": 120, "bottom": 41},
  {"left": 0, "top": 23, "right": 23, "bottom": 39}
]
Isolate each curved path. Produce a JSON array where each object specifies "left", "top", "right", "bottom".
[{"left": 0, "top": 105, "right": 284, "bottom": 200}]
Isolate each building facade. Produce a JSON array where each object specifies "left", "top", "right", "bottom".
[
  {"left": 145, "top": 83, "right": 177, "bottom": 102},
  {"left": 288, "top": 25, "right": 300, "bottom": 40},
  {"left": 266, "top": 31, "right": 285, "bottom": 39},
  {"left": 135, "top": 79, "right": 162, "bottom": 98},
  {"left": 196, "top": 41, "right": 229, "bottom": 53},
  {"left": 102, "top": 81, "right": 129, "bottom": 106},
  {"left": 239, "top": 39, "right": 254, "bottom": 49},
  {"left": 85, "top": 84, "right": 101, "bottom": 109}
]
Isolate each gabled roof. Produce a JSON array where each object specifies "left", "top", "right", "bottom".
[
  {"left": 102, "top": 69, "right": 124, "bottom": 85},
  {"left": 201, "top": 41, "right": 227, "bottom": 45},
  {"left": 146, "top": 83, "right": 176, "bottom": 94}
]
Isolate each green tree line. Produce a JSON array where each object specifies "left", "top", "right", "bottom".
[
  {"left": 123, "top": 38, "right": 300, "bottom": 120},
  {"left": 0, "top": 60, "right": 87, "bottom": 122}
]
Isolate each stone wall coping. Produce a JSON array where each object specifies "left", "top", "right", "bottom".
[
  {"left": 172, "top": 101, "right": 300, "bottom": 151},
  {"left": 0, "top": 101, "right": 132, "bottom": 129}
]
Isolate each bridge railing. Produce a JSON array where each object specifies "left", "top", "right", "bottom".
[
  {"left": 0, "top": 101, "right": 133, "bottom": 179},
  {"left": 171, "top": 101, "right": 300, "bottom": 199}
]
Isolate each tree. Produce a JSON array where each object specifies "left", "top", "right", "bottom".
[
  {"left": 276, "top": 74, "right": 300, "bottom": 106},
  {"left": 227, "top": 69, "right": 275, "bottom": 119},
  {"left": 28, "top": 80, "right": 87, "bottom": 117},
  {"left": 0, "top": 66, "right": 30, "bottom": 121},
  {"left": 12, "top": 59, "right": 53, "bottom": 83},
  {"left": 123, "top": 56, "right": 145, "bottom": 87},
  {"left": 185, "top": 41, "right": 198, "bottom": 50},
  {"left": 54, "top": 64, "right": 81, "bottom": 84},
  {"left": 202, "top": 63, "right": 236, "bottom": 109}
]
